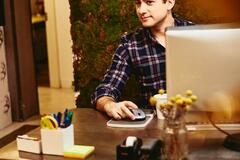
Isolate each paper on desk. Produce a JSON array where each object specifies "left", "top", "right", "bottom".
[
  {"left": 107, "top": 114, "right": 154, "bottom": 128},
  {"left": 64, "top": 145, "right": 95, "bottom": 159}
]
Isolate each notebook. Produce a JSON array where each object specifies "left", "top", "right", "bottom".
[{"left": 64, "top": 145, "right": 95, "bottom": 159}]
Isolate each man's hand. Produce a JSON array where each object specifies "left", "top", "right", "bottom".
[
  {"left": 96, "top": 97, "right": 138, "bottom": 120},
  {"left": 104, "top": 101, "right": 138, "bottom": 120}
]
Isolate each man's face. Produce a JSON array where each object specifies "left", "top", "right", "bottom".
[{"left": 135, "top": 0, "right": 172, "bottom": 28}]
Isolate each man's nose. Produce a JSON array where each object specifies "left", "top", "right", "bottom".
[{"left": 138, "top": 3, "right": 147, "bottom": 14}]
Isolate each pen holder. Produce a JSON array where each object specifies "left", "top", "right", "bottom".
[{"left": 41, "top": 124, "right": 74, "bottom": 155}]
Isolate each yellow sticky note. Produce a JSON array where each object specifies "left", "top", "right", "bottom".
[{"left": 64, "top": 145, "right": 95, "bottom": 159}]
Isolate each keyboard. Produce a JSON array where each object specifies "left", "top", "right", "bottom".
[
  {"left": 187, "top": 123, "right": 240, "bottom": 131},
  {"left": 185, "top": 111, "right": 240, "bottom": 131}
]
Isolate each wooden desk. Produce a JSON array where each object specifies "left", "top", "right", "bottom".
[{"left": 19, "top": 108, "right": 240, "bottom": 160}]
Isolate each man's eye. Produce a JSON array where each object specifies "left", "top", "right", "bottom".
[{"left": 146, "top": 1, "right": 154, "bottom": 5}]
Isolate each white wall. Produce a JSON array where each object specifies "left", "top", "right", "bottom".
[
  {"left": 44, "top": 0, "right": 73, "bottom": 88},
  {"left": 54, "top": 0, "right": 73, "bottom": 88}
]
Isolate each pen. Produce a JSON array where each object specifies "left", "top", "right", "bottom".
[
  {"left": 57, "top": 112, "right": 62, "bottom": 126},
  {"left": 63, "top": 110, "right": 74, "bottom": 128},
  {"left": 63, "top": 108, "right": 69, "bottom": 128},
  {"left": 68, "top": 111, "right": 73, "bottom": 124},
  {"left": 53, "top": 113, "right": 59, "bottom": 126},
  {"left": 64, "top": 108, "right": 68, "bottom": 120}
]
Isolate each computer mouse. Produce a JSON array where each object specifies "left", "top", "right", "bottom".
[{"left": 129, "top": 108, "right": 146, "bottom": 121}]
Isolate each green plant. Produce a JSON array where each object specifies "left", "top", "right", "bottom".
[{"left": 69, "top": 0, "right": 140, "bottom": 107}]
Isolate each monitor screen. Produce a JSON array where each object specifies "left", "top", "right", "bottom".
[{"left": 166, "top": 24, "right": 240, "bottom": 115}]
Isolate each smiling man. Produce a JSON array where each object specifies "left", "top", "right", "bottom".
[{"left": 91, "top": 0, "right": 193, "bottom": 120}]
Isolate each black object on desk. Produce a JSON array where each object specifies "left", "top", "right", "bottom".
[
  {"left": 117, "top": 137, "right": 163, "bottom": 160},
  {"left": 117, "top": 137, "right": 142, "bottom": 160},
  {"left": 141, "top": 138, "right": 163, "bottom": 160},
  {"left": 223, "top": 133, "right": 240, "bottom": 152}
]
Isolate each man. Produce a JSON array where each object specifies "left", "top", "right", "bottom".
[{"left": 91, "top": 0, "right": 193, "bottom": 120}]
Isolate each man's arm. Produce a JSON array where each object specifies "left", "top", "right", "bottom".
[
  {"left": 96, "top": 96, "right": 138, "bottom": 120},
  {"left": 91, "top": 34, "right": 138, "bottom": 119}
]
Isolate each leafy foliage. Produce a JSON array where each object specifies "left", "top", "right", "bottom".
[{"left": 69, "top": 0, "right": 140, "bottom": 107}]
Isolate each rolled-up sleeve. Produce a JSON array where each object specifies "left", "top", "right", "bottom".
[{"left": 91, "top": 37, "right": 132, "bottom": 107}]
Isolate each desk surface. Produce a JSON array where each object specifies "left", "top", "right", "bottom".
[{"left": 19, "top": 108, "right": 240, "bottom": 160}]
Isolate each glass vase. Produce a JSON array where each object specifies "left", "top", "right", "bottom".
[{"left": 163, "top": 116, "right": 188, "bottom": 160}]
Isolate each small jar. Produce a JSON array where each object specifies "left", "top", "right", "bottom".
[{"left": 163, "top": 116, "right": 188, "bottom": 160}]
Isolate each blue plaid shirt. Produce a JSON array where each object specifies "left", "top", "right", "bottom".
[{"left": 91, "top": 16, "right": 193, "bottom": 107}]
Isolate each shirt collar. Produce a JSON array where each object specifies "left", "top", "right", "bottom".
[
  {"left": 173, "top": 13, "right": 188, "bottom": 26},
  {"left": 144, "top": 28, "right": 156, "bottom": 43}
]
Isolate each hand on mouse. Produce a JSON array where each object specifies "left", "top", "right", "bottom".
[{"left": 104, "top": 101, "right": 138, "bottom": 120}]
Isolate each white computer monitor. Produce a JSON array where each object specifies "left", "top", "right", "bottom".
[{"left": 166, "top": 24, "right": 240, "bottom": 113}]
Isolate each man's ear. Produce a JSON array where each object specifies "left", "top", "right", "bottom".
[{"left": 166, "top": 0, "right": 175, "bottom": 10}]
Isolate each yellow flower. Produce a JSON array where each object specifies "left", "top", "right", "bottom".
[
  {"left": 169, "top": 97, "right": 176, "bottom": 103},
  {"left": 175, "top": 94, "right": 182, "bottom": 100},
  {"left": 154, "top": 89, "right": 197, "bottom": 117},
  {"left": 149, "top": 96, "right": 157, "bottom": 106},
  {"left": 158, "top": 89, "right": 165, "bottom": 95},
  {"left": 176, "top": 98, "right": 184, "bottom": 105},
  {"left": 186, "top": 90, "right": 193, "bottom": 96},
  {"left": 159, "top": 103, "right": 166, "bottom": 109},
  {"left": 184, "top": 98, "right": 193, "bottom": 105},
  {"left": 190, "top": 95, "right": 197, "bottom": 102},
  {"left": 167, "top": 101, "right": 174, "bottom": 108}
]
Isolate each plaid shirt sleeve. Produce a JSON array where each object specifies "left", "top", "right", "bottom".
[{"left": 91, "top": 36, "right": 132, "bottom": 107}]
